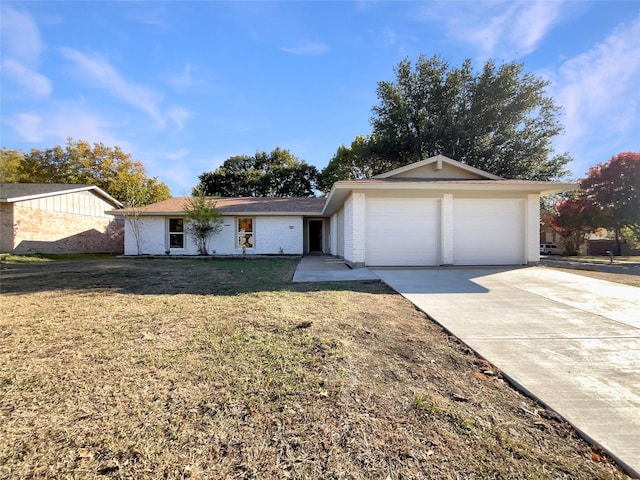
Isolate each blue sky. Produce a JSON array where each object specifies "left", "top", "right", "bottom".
[{"left": 1, "top": 1, "right": 639, "bottom": 196}]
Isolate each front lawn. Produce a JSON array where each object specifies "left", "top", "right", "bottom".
[{"left": 0, "top": 257, "right": 628, "bottom": 479}]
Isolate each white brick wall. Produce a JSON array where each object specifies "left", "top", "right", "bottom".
[
  {"left": 526, "top": 194, "right": 540, "bottom": 264},
  {"left": 124, "top": 216, "right": 166, "bottom": 255},
  {"left": 329, "top": 213, "right": 337, "bottom": 255},
  {"left": 351, "top": 192, "right": 366, "bottom": 265},
  {"left": 251, "top": 216, "right": 303, "bottom": 255},
  {"left": 343, "top": 195, "right": 353, "bottom": 262},
  {"left": 124, "top": 215, "right": 303, "bottom": 255},
  {"left": 336, "top": 207, "right": 344, "bottom": 257},
  {"left": 441, "top": 193, "right": 454, "bottom": 264},
  {"left": 342, "top": 192, "right": 366, "bottom": 266}
]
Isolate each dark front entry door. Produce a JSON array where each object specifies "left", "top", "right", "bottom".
[{"left": 309, "top": 220, "right": 323, "bottom": 253}]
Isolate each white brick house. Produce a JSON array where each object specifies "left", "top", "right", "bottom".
[
  {"left": 112, "top": 197, "right": 327, "bottom": 256},
  {"left": 112, "top": 156, "right": 575, "bottom": 265}
]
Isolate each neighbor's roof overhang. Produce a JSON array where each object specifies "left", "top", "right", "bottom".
[{"left": 0, "top": 183, "right": 123, "bottom": 209}]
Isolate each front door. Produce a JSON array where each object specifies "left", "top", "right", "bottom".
[{"left": 309, "top": 220, "right": 323, "bottom": 253}]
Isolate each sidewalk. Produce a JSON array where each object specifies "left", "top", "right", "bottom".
[{"left": 292, "top": 255, "right": 379, "bottom": 282}]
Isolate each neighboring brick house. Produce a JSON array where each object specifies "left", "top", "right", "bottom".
[{"left": 0, "top": 184, "right": 124, "bottom": 254}]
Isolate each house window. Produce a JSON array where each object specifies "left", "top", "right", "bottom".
[
  {"left": 237, "top": 217, "right": 254, "bottom": 249},
  {"left": 169, "top": 218, "right": 185, "bottom": 249}
]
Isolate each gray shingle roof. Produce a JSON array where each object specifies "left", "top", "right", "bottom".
[
  {"left": 1, "top": 183, "right": 91, "bottom": 200},
  {"left": 113, "top": 196, "right": 327, "bottom": 216}
]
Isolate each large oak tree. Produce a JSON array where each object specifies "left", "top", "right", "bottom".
[
  {"left": 196, "top": 148, "right": 318, "bottom": 197},
  {"left": 0, "top": 139, "right": 171, "bottom": 206},
  {"left": 320, "top": 55, "right": 571, "bottom": 191}
]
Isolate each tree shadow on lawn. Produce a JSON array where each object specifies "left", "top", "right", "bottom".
[{"left": 0, "top": 257, "right": 386, "bottom": 296}]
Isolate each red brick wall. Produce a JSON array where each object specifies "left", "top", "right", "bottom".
[{"left": 2, "top": 204, "right": 124, "bottom": 254}]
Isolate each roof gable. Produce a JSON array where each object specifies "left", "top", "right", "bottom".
[
  {"left": 0, "top": 183, "right": 123, "bottom": 208},
  {"left": 374, "top": 155, "right": 503, "bottom": 180}
]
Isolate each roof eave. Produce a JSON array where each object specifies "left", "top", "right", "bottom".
[
  {"left": 110, "top": 210, "right": 325, "bottom": 217},
  {"left": 321, "top": 180, "right": 578, "bottom": 215},
  {"left": 3, "top": 185, "right": 123, "bottom": 208}
]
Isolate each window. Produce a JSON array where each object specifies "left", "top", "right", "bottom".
[
  {"left": 169, "top": 218, "right": 185, "bottom": 249},
  {"left": 237, "top": 217, "right": 254, "bottom": 248}
]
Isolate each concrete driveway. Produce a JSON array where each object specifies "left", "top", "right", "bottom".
[{"left": 373, "top": 266, "right": 640, "bottom": 477}]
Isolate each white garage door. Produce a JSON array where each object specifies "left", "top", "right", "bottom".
[
  {"left": 366, "top": 198, "right": 440, "bottom": 266},
  {"left": 453, "top": 199, "right": 525, "bottom": 265}
]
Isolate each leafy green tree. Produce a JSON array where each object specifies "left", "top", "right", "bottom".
[
  {"left": 579, "top": 152, "right": 640, "bottom": 244},
  {"left": 323, "top": 55, "right": 571, "bottom": 184},
  {"left": 184, "top": 189, "right": 223, "bottom": 255},
  {"left": 317, "top": 135, "right": 380, "bottom": 193},
  {"left": 0, "top": 139, "right": 171, "bottom": 206},
  {"left": 196, "top": 148, "right": 318, "bottom": 197},
  {"left": 0, "top": 148, "right": 24, "bottom": 183}
]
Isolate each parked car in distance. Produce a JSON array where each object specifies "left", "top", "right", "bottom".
[{"left": 540, "top": 244, "right": 561, "bottom": 255}]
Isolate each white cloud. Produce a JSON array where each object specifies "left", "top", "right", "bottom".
[
  {"left": 6, "top": 107, "right": 127, "bottom": 148},
  {"left": 167, "top": 106, "right": 193, "bottom": 131},
  {"left": 165, "top": 148, "right": 190, "bottom": 160},
  {"left": 418, "top": 1, "right": 565, "bottom": 57},
  {"left": 550, "top": 15, "right": 640, "bottom": 160},
  {"left": 281, "top": 41, "right": 330, "bottom": 55},
  {"left": 1, "top": 58, "right": 52, "bottom": 98},
  {"left": 0, "top": 5, "right": 52, "bottom": 98},
  {"left": 8, "top": 113, "right": 43, "bottom": 142},
  {"left": 512, "top": 1, "right": 565, "bottom": 54},
  {"left": 126, "top": 5, "right": 169, "bottom": 28},
  {"left": 167, "top": 62, "right": 197, "bottom": 89},
  {"left": 58, "top": 47, "right": 165, "bottom": 124},
  {"left": 159, "top": 163, "right": 198, "bottom": 195},
  {"left": 0, "top": 5, "right": 44, "bottom": 65}
]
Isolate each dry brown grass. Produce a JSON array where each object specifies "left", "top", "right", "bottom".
[
  {"left": 544, "top": 266, "right": 640, "bottom": 287},
  {"left": 0, "top": 257, "right": 630, "bottom": 479}
]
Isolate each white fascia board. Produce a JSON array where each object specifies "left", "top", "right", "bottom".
[
  {"left": 321, "top": 180, "right": 577, "bottom": 215},
  {"left": 5, "top": 185, "right": 123, "bottom": 209},
  {"left": 110, "top": 211, "right": 324, "bottom": 217},
  {"left": 3, "top": 186, "right": 93, "bottom": 203}
]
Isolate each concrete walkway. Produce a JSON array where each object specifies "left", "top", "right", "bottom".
[
  {"left": 292, "top": 255, "right": 380, "bottom": 282},
  {"left": 374, "top": 267, "right": 640, "bottom": 477}
]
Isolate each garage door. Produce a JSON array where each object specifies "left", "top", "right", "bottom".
[
  {"left": 366, "top": 198, "right": 440, "bottom": 266},
  {"left": 453, "top": 199, "right": 524, "bottom": 265}
]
